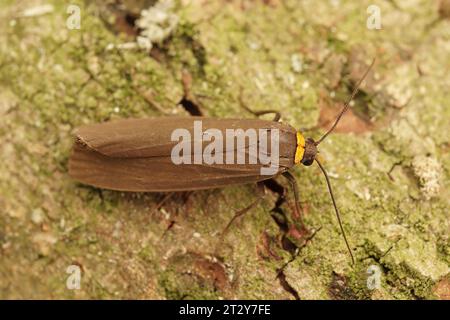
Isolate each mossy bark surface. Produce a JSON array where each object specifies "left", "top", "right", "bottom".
[{"left": 0, "top": 0, "right": 449, "bottom": 299}]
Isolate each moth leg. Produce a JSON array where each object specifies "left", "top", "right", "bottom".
[
  {"left": 149, "top": 192, "right": 174, "bottom": 216},
  {"left": 250, "top": 109, "right": 281, "bottom": 122},
  {"left": 220, "top": 182, "right": 266, "bottom": 240},
  {"left": 242, "top": 105, "right": 281, "bottom": 122},
  {"left": 282, "top": 171, "right": 306, "bottom": 229},
  {"left": 262, "top": 178, "right": 286, "bottom": 209},
  {"left": 238, "top": 90, "right": 281, "bottom": 122},
  {"left": 178, "top": 70, "right": 205, "bottom": 116}
]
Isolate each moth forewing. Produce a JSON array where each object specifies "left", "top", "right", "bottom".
[{"left": 69, "top": 117, "right": 297, "bottom": 192}]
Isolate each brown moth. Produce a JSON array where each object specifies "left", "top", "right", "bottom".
[
  {"left": 69, "top": 117, "right": 297, "bottom": 192},
  {"left": 69, "top": 60, "right": 375, "bottom": 264}
]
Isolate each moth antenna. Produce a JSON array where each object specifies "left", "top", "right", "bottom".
[
  {"left": 315, "top": 58, "right": 376, "bottom": 145},
  {"left": 315, "top": 158, "right": 355, "bottom": 265}
]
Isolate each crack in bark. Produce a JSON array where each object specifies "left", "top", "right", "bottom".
[{"left": 263, "top": 178, "right": 322, "bottom": 299}]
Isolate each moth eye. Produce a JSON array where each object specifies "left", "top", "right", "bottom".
[{"left": 302, "top": 159, "right": 314, "bottom": 166}]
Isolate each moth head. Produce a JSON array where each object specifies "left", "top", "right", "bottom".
[
  {"left": 303, "top": 138, "right": 318, "bottom": 166},
  {"left": 294, "top": 133, "right": 318, "bottom": 167}
]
